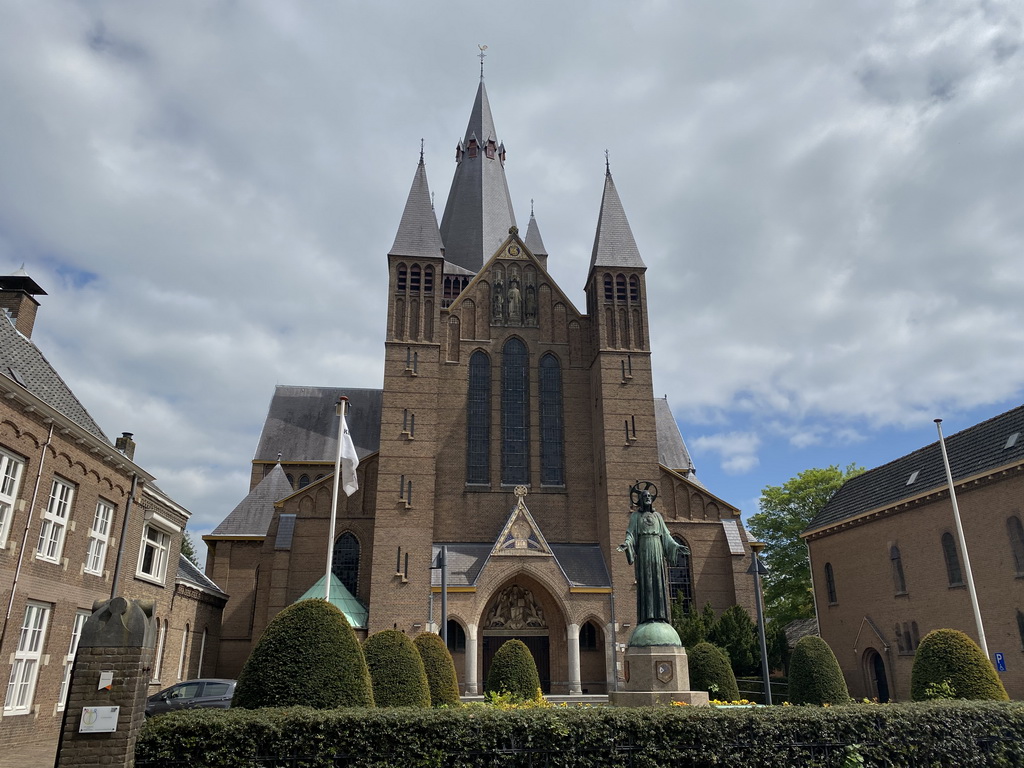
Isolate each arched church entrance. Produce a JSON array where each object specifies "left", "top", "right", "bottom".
[
  {"left": 481, "top": 580, "right": 561, "bottom": 693},
  {"left": 864, "top": 648, "right": 890, "bottom": 702}
]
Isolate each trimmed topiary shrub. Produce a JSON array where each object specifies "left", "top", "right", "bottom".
[
  {"left": 687, "top": 642, "right": 740, "bottom": 701},
  {"left": 911, "top": 628, "right": 1009, "bottom": 701},
  {"left": 485, "top": 639, "right": 541, "bottom": 701},
  {"left": 414, "top": 632, "right": 461, "bottom": 707},
  {"left": 363, "top": 629, "right": 431, "bottom": 707},
  {"left": 788, "top": 635, "right": 849, "bottom": 705},
  {"left": 233, "top": 598, "right": 373, "bottom": 709}
]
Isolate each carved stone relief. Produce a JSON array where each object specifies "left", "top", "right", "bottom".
[{"left": 485, "top": 584, "right": 547, "bottom": 630}]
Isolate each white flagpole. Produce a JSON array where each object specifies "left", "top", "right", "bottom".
[
  {"left": 935, "top": 418, "right": 989, "bottom": 659},
  {"left": 326, "top": 396, "right": 349, "bottom": 603}
]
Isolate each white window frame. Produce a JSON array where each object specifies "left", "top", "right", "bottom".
[
  {"left": 136, "top": 523, "right": 171, "bottom": 584},
  {"left": 36, "top": 477, "right": 74, "bottom": 563},
  {"left": 56, "top": 609, "right": 90, "bottom": 711},
  {"left": 0, "top": 450, "right": 25, "bottom": 548},
  {"left": 84, "top": 500, "right": 115, "bottom": 575},
  {"left": 4, "top": 601, "right": 51, "bottom": 715}
]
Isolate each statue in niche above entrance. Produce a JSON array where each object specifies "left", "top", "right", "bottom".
[
  {"left": 618, "top": 482, "right": 687, "bottom": 629},
  {"left": 485, "top": 584, "right": 546, "bottom": 630}
]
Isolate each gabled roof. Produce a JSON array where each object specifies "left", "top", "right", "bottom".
[
  {"left": 438, "top": 79, "right": 517, "bottom": 273},
  {"left": 429, "top": 542, "right": 611, "bottom": 589},
  {"left": 208, "top": 462, "right": 293, "bottom": 538},
  {"left": 589, "top": 170, "right": 645, "bottom": 275},
  {"left": 254, "top": 386, "right": 382, "bottom": 463},
  {"left": 524, "top": 212, "right": 548, "bottom": 257},
  {"left": 654, "top": 397, "right": 695, "bottom": 477},
  {"left": 0, "top": 311, "right": 107, "bottom": 441},
  {"left": 805, "top": 404, "right": 1024, "bottom": 535},
  {"left": 389, "top": 156, "right": 444, "bottom": 260},
  {"left": 176, "top": 554, "right": 228, "bottom": 600}
]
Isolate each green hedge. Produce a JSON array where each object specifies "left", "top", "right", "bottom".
[
  {"left": 911, "top": 628, "right": 1009, "bottom": 701},
  {"left": 414, "top": 632, "right": 461, "bottom": 707},
  {"left": 137, "top": 702, "right": 1024, "bottom": 767},
  {"left": 363, "top": 629, "right": 430, "bottom": 708}
]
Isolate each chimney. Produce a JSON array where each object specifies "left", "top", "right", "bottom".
[
  {"left": 116, "top": 432, "right": 136, "bottom": 461},
  {"left": 0, "top": 269, "right": 47, "bottom": 339}
]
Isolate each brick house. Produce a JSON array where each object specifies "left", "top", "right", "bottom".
[
  {"left": 0, "top": 270, "right": 225, "bottom": 764},
  {"left": 206, "top": 76, "right": 757, "bottom": 695},
  {"left": 803, "top": 405, "right": 1024, "bottom": 701}
]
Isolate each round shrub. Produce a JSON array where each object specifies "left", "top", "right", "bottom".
[
  {"left": 687, "top": 642, "right": 740, "bottom": 701},
  {"left": 414, "top": 632, "right": 461, "bottom": 706},
  {"left": 363, "top": 629, "right": 431, "bottom": 707},
  {"left": 485, "top": 639, "right": 541, "bottom": 701},
  {"left": 911, "top": 628, "right": 1009, "bottom": 701},
  {"left": 233, "top": 598, "right": 373, "bottom": 709},
  {"left": 788, "top": 636, "right": 849, "bottom": 705}
]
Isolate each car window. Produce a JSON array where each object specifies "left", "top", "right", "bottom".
[
  {"left": 171, "top": 682, "right": 202, "bottom": 700},
  {"left": 203, "top": 682, "right": 231, "bottom": 697}
]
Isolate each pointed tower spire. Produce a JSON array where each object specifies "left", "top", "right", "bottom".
[
  {"left": 588, "top": 165, "right": 645, "bottom": 276},
  {"left": 389, "top": 152, "right": 444, "bottom": 259},
  {"left": 438, "top": 79, "right": 517, "bottom": 272},
  {"left": 524, "top": 204, "right": 548, "bottom": 258}
]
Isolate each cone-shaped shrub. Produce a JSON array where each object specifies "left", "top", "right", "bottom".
[
  {"left": 788, "top": 636, "right": 849, "bottom": 705},
  {"left": 233, "top": 599, "right": 373, "bottom": 709},
  {"left": 485, "top": 639, "right": 541, "bottom": 701},
  {"left": 687, "top": 642, "right": 740, "bottom": 701},
  {"left": 414, "top": 632, "right": 461, "bottom": 706},
  {"left": 911, "top": 628, "right": 1009, "bottom": 701},
  {"left": 363, "top": 629, "right": 431, "bottom": 707}
]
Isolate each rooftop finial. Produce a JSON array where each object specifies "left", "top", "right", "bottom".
[
  {"left": 478, "top": 44, "right": 488, "bottom": 80},
  {"left": 605, "top": 149, "right": 610, "bottom": 174},
  {"left": 530, "top": 198, "right": 535, "bottom": 217},
  {"left": 431, "top": 191, "right": 435, "bottom": 211},
  {"left": 419, "top": 138, "right": 424, "bottom": 163}
]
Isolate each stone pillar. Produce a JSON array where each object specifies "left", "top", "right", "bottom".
[
  {"left": 56, "top": 597, "right": 156, "bottom": 768},
  {"left": 566, "top": 623, "right": 582, "bottom": 695},
  {"left": 465, "top": 622, "right": 478, "bottom": 695},
  {"left": 605, "top": 622, "right": 618, "bottom": 692}
]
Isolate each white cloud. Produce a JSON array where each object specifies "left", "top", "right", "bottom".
[{"left": 691, "top": 432, "right": 762, "bottom": 475}]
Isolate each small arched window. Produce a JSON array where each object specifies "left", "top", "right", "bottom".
[
  {"left": 410, "top": 265, "right": 421, "bottom": 293},
  {"left": 825, "top": 562, "right": 837, "bottom": 604},
  {"left": 603, "top": 274, "right": 613, "bottom": 301},
  {"left": 615, "top": 274, "right": 627, "bottom": 302},
  {"left": 466, "top": 351, "right": 490, "bottom": 485},
  {"left": 446, "top": 619, "right": 466, "bottom": 652},
  {"left": 668, "top": 536, "right": 694, "bottom": 613},
  {"left": 298, "top": 474, "right": 310, "bottom": 489},
  {"left": 942, "top": 532, "right": 963, "bottom": 586},
  {"left": 580, "top": 621, "right": 600, "bottom": 651},
  {"left": 890, "top": 545, "right": 907, "bottom": 594},
  {"left": 424, "top": 265, "right": 434, "bottom": 295},
  {"left": 332, "top": 532, "right": 360, "bottom": 597},
  {"left": 1007, "top": 516, "right": 1024, "bottom": 575},
  {"left": 286, "top": 474, "right": 294, "bottom": 488}
]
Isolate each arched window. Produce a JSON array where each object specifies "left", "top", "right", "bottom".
[
  {"left": 580, "top": 621, "right": 600, "bottom": 651},
  {"left": 825, "top": 562, "right": 837, "bottom": 604},
  {"left": 894, "top": 623, "right": 905, "bottom": 654},
  {"left": 332, "top": 532, "right": 360, "bottom": 596},
  {"left": 668, "top": 535, "right": 694, "bottom": 613},
  {"left": 410, "top": 264, "right": 421, "bottom": 292},
  {"left": 539, "top": 354, "right": 564, "bottom": 486},
  {"left": 466, "top": 351, "right": 490, "bottom": 484},
  {"left": 890, "top": 545, "right": 907, "bottom": 594},
  {"left": 1007, "top": 516, "right": 1024, "bottom": 575},
  {"left": 298, "top": 474, "right": 310, "bottom": 489},
  {"left": 629, "top": 275, "right": 639, "bottom": 303},
  {"left": 615, "top": 274, "right": 626, "bottom": 302},
  {"left": 501, "top": 338, "right": 529, "bottom": 485},
  {"left": 286, "top": 474, "right": 294, "bottom": 488},
  {"left": 446, "top": 619, "right": 466, "bottom": 652},
  {"left": 396, "top": 264, "right": 408, "bottom": 292},
  {"left": 424, "top": 265, "right": 434, "bottom": 294},
  {"left": 603, "top": 274, "right": 613, "bottom": 301},
  {"left": 942, "top": 532, "right": 963, "bottom": 586}
]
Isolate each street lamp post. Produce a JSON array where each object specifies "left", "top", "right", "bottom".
[{"left": 747, "top": 541, "right": 772, "bottom": 705}]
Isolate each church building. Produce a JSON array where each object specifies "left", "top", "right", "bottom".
[{"left": 205, "top": 74, "right": 756, "bottom": 695}]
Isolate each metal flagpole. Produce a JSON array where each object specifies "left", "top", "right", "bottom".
[
  {"left": 935, "top": 418, "right": 989, "bottom": 659},
  {"left": 325, "top": 397, "right": 348, "bottom": 603},
  {"left": 440, "top": 545, "right": 448, "bottom": 645}
]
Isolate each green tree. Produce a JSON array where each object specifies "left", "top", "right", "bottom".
[
  {"left": 709, "top": 605, "right": 759, "bottom": 677},
  {"left": 687, "top": 642, "right": 740, "bottom": 701},
  {"left": 672, "top": 600, "right": 715, "bottom": 649},
  {"left": 363, "top": 630, "right": 431, "bottom": 708},
  {"left": 911, "top": 628, "right": 1008, "bottom": 701},
  {"left": 766, "top": 620, "right": 791, "bottom": 676},
  {"left": 414, "top": 632, "right": 461, "bottom": 707},
  {"left": 747, "top": 464, "right": 863, "bottom": 625},
  {"left": 484, "top": 639, "right": 541, "bottom": 702},
  {"left": 233, "top": 599, "right": 373, "bottom": 709},
  {"left": 788, "top": 636, "right": 849, "bottom": 705},
  {"left": 179, "top": 530, "right": 200, "bottom": 567}
]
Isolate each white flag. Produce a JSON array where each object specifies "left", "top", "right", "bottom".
[{"left": 340, "top": 410, "right": 359, "bottom": 496}]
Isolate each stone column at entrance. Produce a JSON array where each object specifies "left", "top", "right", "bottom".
[
  {"left": 566, "top": 623, "right": 582, "bottom": 695},
  {"left": 465, "top": 622, "right": 479, "bottom": 695}
]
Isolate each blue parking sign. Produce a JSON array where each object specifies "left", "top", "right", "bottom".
[{"left": 994, "top": 652, "right": 1006, "bottom": 672}]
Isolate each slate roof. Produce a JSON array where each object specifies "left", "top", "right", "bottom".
[
  {"left": 209, "top": 462, "right": 293, "bottom": 537},
  {"left": 805, "top": 404, "right": 1024, "bottom": 534},
  {"left": 254, "top": 386, "right": 382, "bottom": 462},
  {"left": 654, "top": 397, "right": 695, "bottom": 476},
  {"left": 589, "top": 170, "right": 645, "bottom": 275},
  {"left": 389, "top": 157, "right": 445, "bottom": 259},
  {"left": 176, "top": 554, "right": 228, "bottom": 600},
  {"left": 0, "top": 310, "right": 107, "bottom": 441},
  {"left": 524, "top": 212, "right": 548, "bottom": 257},
  {"left": 438, "top": 79, "right": 517, "bottom": 273},
  {"left": 430, "top": 543, "right": 491, "bottom": 587},
  {"left": 430, "top": 542, "right": 611, "bottom": 589}
]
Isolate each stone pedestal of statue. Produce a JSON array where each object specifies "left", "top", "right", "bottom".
[{"left": 608, "top": 622, "right": 709, "bottom": 707}]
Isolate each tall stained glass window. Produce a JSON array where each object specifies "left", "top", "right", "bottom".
[
  {"left": 332, "top": 532, "right": 360, "bottom": 596},
  {"left": 501, "top": 338, "right": 529, "bottom": 484},
  {"left": 539, "top": 354, "right": 564, "bottom": 486},
  {"left": 466, "top": 351, "right": 491, "bottom": 484}
]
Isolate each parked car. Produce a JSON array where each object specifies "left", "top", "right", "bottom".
[{"left": 145, "top": 679, "right": 236, "bottom": 717}]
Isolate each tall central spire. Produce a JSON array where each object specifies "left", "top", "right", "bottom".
[{"left": 438, "top": 79, "right": 517, "bottom": 273}]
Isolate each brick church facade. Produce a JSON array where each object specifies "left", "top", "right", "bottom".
[{"left": 206, "top": 76, "right": 756, "bottom": 694}]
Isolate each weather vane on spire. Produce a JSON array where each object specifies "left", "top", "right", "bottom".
[
  {"left": 530, "top": 198, "right": 535, "bottom": 217},
  {"left": 478, "top": 44, "right": 488, "bottom": 79},
  {"left": 605, "top": 149, "right": 610, "bottom": 173},
  {"left": 420, "top": 138, "right": 424, "bottom": 163}
]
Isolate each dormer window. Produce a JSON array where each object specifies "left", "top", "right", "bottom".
[
  {"left": 467, "top": 139, "right": 478, "bottom": 159},
  {"left": 485, "top": 140, "right": 496, "bottom": 159}
]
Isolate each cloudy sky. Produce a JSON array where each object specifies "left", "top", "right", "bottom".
[{"left": 2, "top": 2, "right": 1023, "bottom": 563}]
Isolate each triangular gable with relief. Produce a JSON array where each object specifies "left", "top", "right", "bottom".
[{"left": 491, "top": 486, "right": 553, "bottom": 557}]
